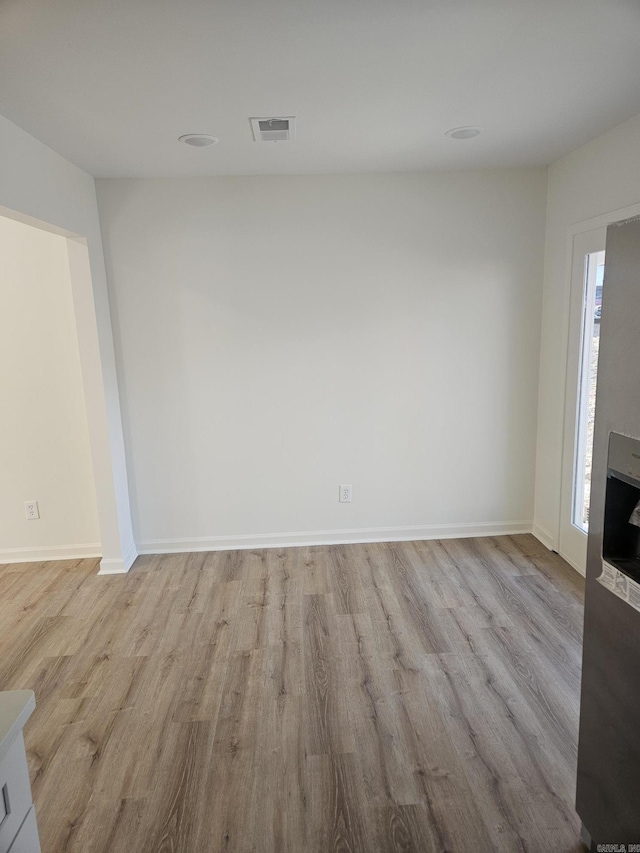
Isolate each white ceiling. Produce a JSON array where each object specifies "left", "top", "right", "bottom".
[{"left": 1, "top": 0, "right": 640, "bottom": 178}]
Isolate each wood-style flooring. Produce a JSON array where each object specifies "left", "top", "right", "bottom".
[{"left": 0, "top": 535, "right": 586, "bottom": 852}]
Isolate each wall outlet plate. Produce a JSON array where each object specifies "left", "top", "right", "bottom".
[
  {"left": 339, "top": 484, "right": 352, "bottom": 503},
  {"left": 24, "top": 501, "right": 40, "bottom": 520}
]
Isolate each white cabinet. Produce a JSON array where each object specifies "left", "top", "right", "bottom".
[
  {"left": 6, "top": 807, "right": 39, "bottom": 853},
  {"left": 0, "top": 693, "right": 40, "bottom": 853}
]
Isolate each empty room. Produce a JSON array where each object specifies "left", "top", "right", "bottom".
[{"left": 1, "top": 1, "right": 640, "bottom": 850}]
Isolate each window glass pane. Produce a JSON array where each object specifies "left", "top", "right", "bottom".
[{"left": 573, "top": 251, "right": 605, "bottom": 532}]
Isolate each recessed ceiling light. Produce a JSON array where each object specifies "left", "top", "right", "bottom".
[
  {"left": 445, "top": 126, "right": 482, "bottom": 140},
  {"left": 178, "top": 134, "right": 219, "bottom": 147}
]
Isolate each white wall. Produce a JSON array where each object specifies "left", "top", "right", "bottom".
[
  {"left": 0, "top": 113, "right": 135, "bottom": 572},
  {"left": 0, "top": 216, "right": 100, "bottom": 560},
  {"left": 534, "top": 112, "right": 640, "bottom": 549},
  {"left": 97, "top": 170, "right": 547, "bottom": 551}
]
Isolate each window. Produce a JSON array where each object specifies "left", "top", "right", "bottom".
[{"left": 573, "top": 250, "right": 605, "bottom": 532}]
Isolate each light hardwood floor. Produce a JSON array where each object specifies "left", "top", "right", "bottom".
[{"left": 0, "top": 535, "right": 586, "bottom": 852}]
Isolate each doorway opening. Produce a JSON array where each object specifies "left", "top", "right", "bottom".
[{"left": 0, "top": 213, "right": 101, "bottom": 563}]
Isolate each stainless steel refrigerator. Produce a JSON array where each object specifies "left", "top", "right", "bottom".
[{"left": 576, "top": 215, "right": 640, "bottom": 847}]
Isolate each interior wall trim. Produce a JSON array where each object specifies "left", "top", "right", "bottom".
[
  {"left": 565, "top": 200, "right": 640, "bottom": 240},
  {"left": 558, "top": 550, "right": 586, "bottom": 578},
  {"left": 532, "top": 521, "right": 556, "bottom": 552},
  {"left": 98, "top": 539, "right": 138, "bottom": 575},
  {"left": 0, "top": 543, "right": 102, "bottom": 565},
  {"left": 136, "top": 521, "right": 533, "bottom": 555}
]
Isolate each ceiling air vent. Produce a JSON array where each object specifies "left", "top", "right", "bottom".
[{"left": 250, "top": 117, "right": 296, "bottom": 142}]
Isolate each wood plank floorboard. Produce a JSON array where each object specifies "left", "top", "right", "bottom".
[{"left": 0, "top": 535, "right": 585, "bottom": 852}]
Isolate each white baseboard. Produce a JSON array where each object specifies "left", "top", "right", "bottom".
[
  {"left": 0, "top": 543, "right": 101, "bottom": 565},
  {"left": 137, "top": 521, "right": 533, "bottom": 556},
  {"left": 532, "top": 522, "right": 586, "bottom": 577},
  {"left": 532, "top": 521, "right": 557, "bottom": 552},
  {"left": 559, "top": 552, "right": 587, "bottom": 578},
  {"left": 98, "top": 539, "right": 138, "bottom": 575},
  {"left": 0, "top": 524, "right": 536, "bottom": 568}
]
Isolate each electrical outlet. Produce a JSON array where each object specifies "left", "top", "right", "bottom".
[
  {"left": 339, "top": 484, "right": 352, "bottom": 503},
  {"left": 24, "top": 501, "right": 40, "bottom": 520}
]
